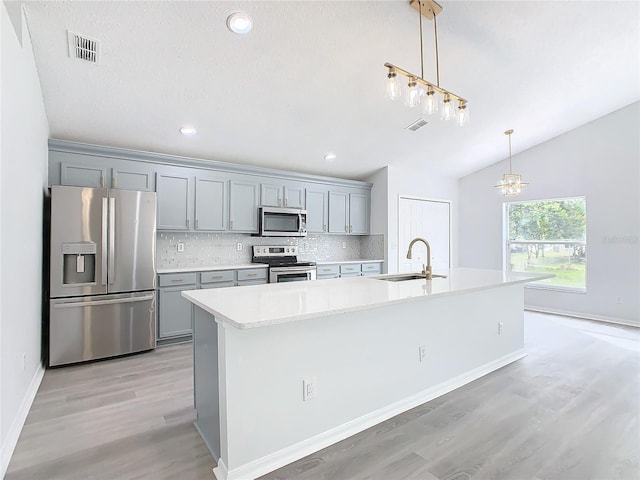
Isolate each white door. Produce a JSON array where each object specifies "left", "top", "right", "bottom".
[{"left": 398, "top": 197, "right": 451, "bottom": 274}]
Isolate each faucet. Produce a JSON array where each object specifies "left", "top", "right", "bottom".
[{"left": 406, "top": 237, "right": 432, "bottom": 280}]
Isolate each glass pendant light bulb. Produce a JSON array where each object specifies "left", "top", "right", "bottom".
[
  {"left": 406, "top": 77, "right": 421, "bottom": 108},
  {"left": 441, "top": 94, "right": 454, "bottom": 121},
  {"left": 424, "top": 87, "right": 438, "bottom": 115},
  {"left": 385, "top": 69, "right": 402, "bottom": 100},
  {"left": 456, "top": 101, "right": 469, "bottom": 126}
]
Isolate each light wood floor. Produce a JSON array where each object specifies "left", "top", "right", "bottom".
[{"left": 6, "top": 313, "right": 639, "bottom": 480}]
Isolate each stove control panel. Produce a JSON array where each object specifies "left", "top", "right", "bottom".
[{"left": 253, "top": 245, "right": 298, "bottom": 257}]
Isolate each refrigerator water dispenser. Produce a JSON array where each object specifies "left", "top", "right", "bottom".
[{"left": 62, "top": 242, "right": 96, "bottom": 284}]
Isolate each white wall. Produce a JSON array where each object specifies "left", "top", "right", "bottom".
[
  {"left": 366, "top": 166, "right": 389, "bottom": 270},
  {"left": 459, "top": 103, "right": 640, "bottom": 326},
  {"left": 1, "top": 2, "right": 50, "bottom": 475}
]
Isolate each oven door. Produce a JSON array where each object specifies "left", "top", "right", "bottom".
[{"left": 270, "top": 266, "right": 317, "bottom": 283}]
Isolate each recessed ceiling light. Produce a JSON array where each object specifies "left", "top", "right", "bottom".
[
  {"left": 179, "top": 126, "right": 197, "bottom": 136},
  {"left": 227, "top": 12, "right": 253, "bottom": 35},
  {"left": 324, "top": 153, "right": 337, "bottom": 162}
]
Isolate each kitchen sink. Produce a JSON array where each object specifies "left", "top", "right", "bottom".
[{"left": 376, "top": 273, "right": 447, "bottom": 282}]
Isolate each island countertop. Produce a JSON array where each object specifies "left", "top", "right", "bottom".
[{"left": 182, "top": 268, "right": 552, "bottom": 330}]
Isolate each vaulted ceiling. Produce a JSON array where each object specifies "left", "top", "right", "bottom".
[{"left": 23, "top": 1, "right": 640, "bottom": 180}]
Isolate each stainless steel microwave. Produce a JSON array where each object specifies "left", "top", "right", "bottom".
[{"left": 258, "top": 207, "right": 307, "bottom": 237}]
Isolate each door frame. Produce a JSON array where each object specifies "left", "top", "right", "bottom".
[{"left": 397, "top": 195, "right": 452, "bottom": 271}]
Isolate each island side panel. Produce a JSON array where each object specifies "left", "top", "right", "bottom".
[
  {"left": 193, "top": 305, "right": 221, "bottom": 462},
  {"left": 219, "top": 284, "right": 525, "bottom": 475}
]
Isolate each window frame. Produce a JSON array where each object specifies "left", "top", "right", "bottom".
[{"left": 503, "top": 196, "right": 587, "bottom": 293}]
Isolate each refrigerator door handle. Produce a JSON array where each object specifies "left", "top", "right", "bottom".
[
  {"left": 108, "top": 197, "right": 116, "bottom": 284},
  {"left": 101, "top": 197, "right": 108, "bottom": 285},
  {"left": 52, "top": 294, "right": 155, "bottom": 308}
]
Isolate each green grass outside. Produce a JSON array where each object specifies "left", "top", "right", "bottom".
[{"left": 510, "top": 250, "right": 586, "bottom": 289}]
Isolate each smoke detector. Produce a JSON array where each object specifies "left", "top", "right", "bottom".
[{"left": 67, "top": 30, "right": 99, "bottom": 64}]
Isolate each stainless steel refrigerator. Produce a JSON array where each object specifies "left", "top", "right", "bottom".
[{"left": 49, "top": 185, "right": 157, "bottom": 366}]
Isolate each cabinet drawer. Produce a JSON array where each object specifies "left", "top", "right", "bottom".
[
  {"left": 317, "top": 265, "right": 340, "bottom": 276},
  {"left": 237, "top": 279, "right": 268, "bottom": 286},
  {"left": 340, "top": 264, "right": 361, "bottom": 274},
  {"left": 158, "top": 273, "right": 197, "bottom": 287},
  {"left": 200, "top": 270, "right": 235, "bottom": 284},
  {"left": 237, "top": 268, "right": 267, "bottom": 281},
  {"left": 361, "top": 263, "right": 382, "bottom": 273},
  {"left": 200, "top": 281, "right": 235, "bottom": 289}
]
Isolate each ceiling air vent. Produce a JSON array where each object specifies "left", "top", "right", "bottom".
[
  {"left": 67, "top": 30, "right": 99, "bottom": 64},
  {"left": 405, "top": 118, "right": 428, "bottom": 132}
]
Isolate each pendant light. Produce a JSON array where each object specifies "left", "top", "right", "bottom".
[{"left": 495, "top": 129, "right": 528, "bottom": 196}]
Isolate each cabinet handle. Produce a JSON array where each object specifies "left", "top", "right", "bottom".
[
  {"left": 323, "top": 224, "right": 327, "bottom": 232},
  {"left": 101, "top": 175, "right": 105, "bottom": 188},
  {"left": 247, "top": 273, "right": 257, "bottom": 277},
  {"left": 350, "top": 225, "right": 353, "bottom": 233},
  {"left": 171, "top": 278, "right": 185, "bottom": 283},
  {"left": 112, "top": 176, "right": 116, "bottom": 188},
  {"left": 345, "top": 226, "right": 348, "bottom": 233},
  {"left": 230, "top": 220, "right": 233, "bottom": 230},
  {"left": 284, "top": 198, "right": 288, "bottom": 207},
  {"left": 186, "top": 218, "right": 190, "bottom": 229},
  {"left": 322, "top": 268, "right": 331, "bottom": 272},
  {"left": 212, "top": 275, "right": 223, "bottom": 279},
  {"left": 195, "top": 219, "right": 199, "bottom": 229}
]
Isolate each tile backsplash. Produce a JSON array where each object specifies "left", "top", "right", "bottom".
[{"left": 157, "top": 232, "right": 384, "bottom": 269}]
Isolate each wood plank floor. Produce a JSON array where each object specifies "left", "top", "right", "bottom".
[{"left": 6, "top": 312, "right": 639, "bottom": 480}]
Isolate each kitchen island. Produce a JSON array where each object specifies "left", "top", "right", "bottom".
[{"left": 182, "top": 268, "right": 551, "bottom": 480}]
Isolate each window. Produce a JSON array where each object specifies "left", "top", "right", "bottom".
[{"left": 505, "top": 197, "right": 586, "bottom": 291}]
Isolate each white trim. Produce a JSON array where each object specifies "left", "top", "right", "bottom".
[
  {"left": 1, "top": 364, "right": 45, "bottom": 477},
  {"left": 525, "top": 306, "right": 639, "bottom": 328},
  {"left": 215, "top": 350, "right": 526, "bottom": 480}
]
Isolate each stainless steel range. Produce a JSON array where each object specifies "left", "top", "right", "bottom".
[{"left": 252, "top": 245, "right": 316, "bottom": 283}]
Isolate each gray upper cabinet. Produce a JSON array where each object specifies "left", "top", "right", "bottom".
[
  {"left": 61, "top": 162, "right": 108, "bottom": 188},
  {"left": 328, "top": 191, "right": 349, "bottom": 233},
  {"left": 307, "top": 188, "right": 328, "bottom": 233},
  {"left": 260, "top": 182, "right": 305, "bottom": 208},
  {"left": 349, "top": 192, "right": 369, "bottom": 235},
  {"left": 156, "top": 171, "right": 193, "bottom": 230},
  {"left": 328, "top": 190, "right": 369, "bottom": 235},
  {"left": 111, "top": 164, "right": 154, "bottom": 191},
  {"left": 229, "top": 179, "right": 259, "bottom": 232},
  {"left": 195, "top": 175, "right": 227, "bottom": 231}
]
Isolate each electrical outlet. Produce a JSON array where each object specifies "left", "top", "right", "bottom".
[
  {"left": 303, "top": 377, "right": 316, "bottom": 401},
  {"left": 616, "top": 296, "right": 623, "bottom": 304},
  {"left": 498, "top": 322, "right": 504, "bottom": 335},
  {"left": 418, "top": 345, "right": 427, "bottom": 362},
  {"left": 177, "top": 242, "right": 184, "bottom": 252},
  {"left": 342, "top": 242, "right": 347, "bottom": 249},
  {"left": 236, "top": 242, "right": 243, "bottom": 251}
]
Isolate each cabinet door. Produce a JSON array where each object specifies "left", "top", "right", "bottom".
[
  {"left": 284, "top": 184, "right": 306, "bottom": 208},
  {"left": 111, "top": 165, "right": 154, "bottom": 191},
  {"left": 195, "top": 176, "right": 227, "bottom": 231},
  {"left": 349, "top": 193, "right": 369, "bottom": 235},
  {"left": 61, "top": 163, "right": 107, "bottom": 188},
  {"left": 158, "top": 287, "right": 193, "bottom": 338},
  {"left": 306, "top": 189, "right": 328, "bottom": 233},
  {"left": 229, "top": 180, "right": 259, "bottom": 232},
  {"left": 156, "top": 172, "right": 193, "bottom": 230},
  {"left": 260, "top": 184, "right": 283, "bottom": 207},
  {"left": 328, "top": 191, "right": 349, "bottom": 234}
]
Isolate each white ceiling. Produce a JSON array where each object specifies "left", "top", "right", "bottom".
[{"left": 22, "top": 1, "right": 640, "bottom": 180}]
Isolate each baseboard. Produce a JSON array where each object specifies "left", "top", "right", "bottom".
[
  {"left": 217, "top": 349, "right": 526, "bottom": 480},
  {"left": 525, "top": 305, "right": 639, "bottom": 328},
  {"left": 1, "top": 364, "right": 45, "bottom": 478}
]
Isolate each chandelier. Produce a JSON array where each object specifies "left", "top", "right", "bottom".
[
  {"left": 495, "top": 129, "right": 528, "bottom": 196},
  {"left": 384, "top": 0, "right": 468, "bottom": 126}
]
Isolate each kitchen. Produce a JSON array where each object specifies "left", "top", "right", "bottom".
[{"left": 1, "top": 1, "right": 639, "bottom": 480}]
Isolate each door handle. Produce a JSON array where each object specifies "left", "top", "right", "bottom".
[
  {"left": 53, "top": 294, "right": 155, "bottom": 308},
  {"left": 101, "top": 197, "right": 108, "bottom": 285},
  {"left": 108, "top": 197, "right": 116, "bottom": 284}
]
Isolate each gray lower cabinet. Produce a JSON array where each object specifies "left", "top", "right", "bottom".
[
  {"left": 316, "top": 264, "right": 340, "bottom": 279},
  {"left": 157, "top": 267, "right": 268, "bottom": 342},
  {"left": 317, "top": 262, "right": 383, "bottom": 279},
  {"left": 157, "top": 273, "right": 197, "bottom": 339}
]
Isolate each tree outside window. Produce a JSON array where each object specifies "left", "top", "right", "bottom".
[{"left": 505, "top": 197, "right": 586, "bottom": 290}]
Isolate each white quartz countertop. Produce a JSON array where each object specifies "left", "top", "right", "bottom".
[
  {"left": 182, "top": 268, "right": 553, "bottom": 330},
  {"left": 315, "top": 259, "right": 384, "bottom": 265},
  {"left": 157, "top": 263, "right": 268, "bottom": 274}
]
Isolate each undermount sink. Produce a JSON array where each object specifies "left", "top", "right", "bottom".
[{"left": 376, "top": 273, "right": 448, "bottom": 282}]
